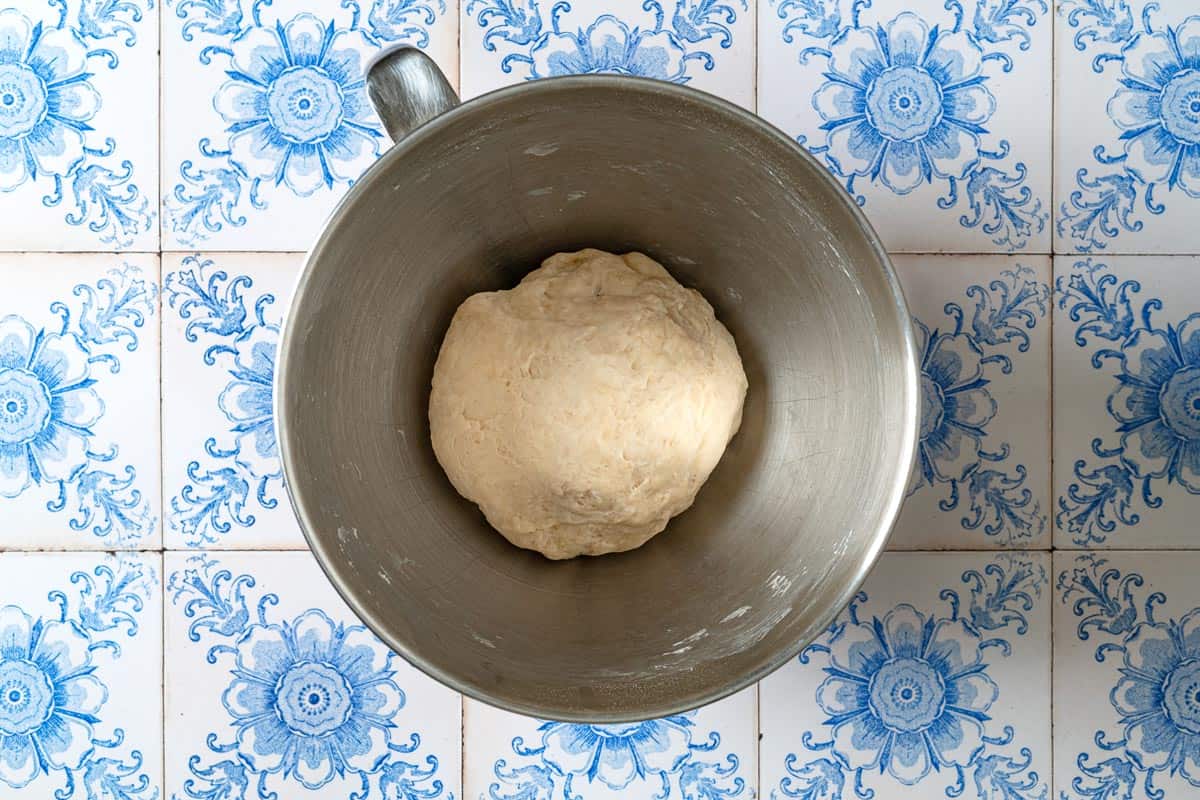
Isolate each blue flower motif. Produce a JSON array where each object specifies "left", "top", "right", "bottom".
[
  {"left": 529, "top": 15, "right": 688, "bottom": 80},
  {"left": 0, "top": 606, "right": 106, "bottom": 788},
  {"left": 1107, "top": 314, "right": 1200, "bottom": 492},
  {"left": 0, "top": 10, "right": 101, "bottom": 191},
  {"left": 218, "top": 324, "right": 277, "bottom": 481},
  {"left": 221, "top": 609, "right": 403, "bottom": 789},
  {"left": 538, "top": 716, "right": 693, "bottom": 790},
  {"left": 1054, "top": 263, "right": 1200, "bottom": 541},
  {"left": 912, "top": 320, "right": 996, "bottom": 489},
  {"left": 778, "top": 558, "right": 1046, "bottom": 798},
  {"left": 0, "top": 316, "right": 103, "bottom": 498},
  {"left": 1106, "top": 17, "right": 1200, "bottom": 197},
  {"left": 169, "top": 556, "right": 450, "bottom": 800},
  {"left": 814, "top": 12, "right": 996, "bottom": 193},
  {"left": 816, "top": 604, "right": 998, "bottom": 784},
  {"left": 214, "top": 13, "right": 382, "bottom": 196},
  {"left": 163, "top": 259, "right": 286, "bottom": 543},
  {"left": 1110, "top": 610, "right": 1200, "bottom": 784}
]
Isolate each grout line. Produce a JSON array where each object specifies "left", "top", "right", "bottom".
[
  {"left": 752, "top": 0, "right": 759, "bottom": 115},
  {"left": 754, "top": 678, "right": 761, "bottom": 799},
  {"left": 157, "top": 0, "right": 165, "bottom": 253},
  {"left": 1048, "top": 265, "right": 1056, "bottom": 548},
  {"left": 155, "top": 112, "right": 167, "bottom": 782},
  {"left": 1048, "top": 0, "right": 1057, "bottom": 258},
  {"left": 1048, "top": 550, "right": 1056, "bottom": 798},
  {"left": 1047, "top": 39, "right": 1057, "bottom": 767},
  {"left": 461, "top": 694, "right": 468, "bottom": 799},
  {"left": 1047, "top": 107, "right": 1057, "bottom": 794},
  {"left": 0, "top": 249, "right": 161, "bottom": 255},
  {"left": 159, "top": 550, "right": 167, "bottom": 795},
  {"left": 156, "top": 257, "right": 165, "bottom": 539},
  {"left": 1046, "top": 0, "right": 1056, "bottom": 758}
]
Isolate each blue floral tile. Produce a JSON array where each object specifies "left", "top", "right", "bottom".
[
  {"left": 1054, "top": 1, "right": 1200, "bottom": 253},
  {"left": 760, "top": 551, "right": 1051, "bottom": 800},
  {"left": 165, "top": 550, "right": 461, "bottom": 800},
  {"left": 0, "top": 0, "right": 158, "bottom": 250},
  {"left": 758, "top": 0, "right": 1052, "bottom": 253},
  {"left": 0, "top": 551, "right": 162, "bottom": 799},
  {"left": 462, "top": 686, "right": 756, "bottom": 800},
  {"left": 1053, "top": 551, "right": 1200, "bottom": 798},
  {"left": 161, "top": 252, "right": 301, "bottom": 549},
  {"left": 459, "top": 0, "right": 756, "bottom": 108},
  {"left": 890, "top": 255, "right": 1051, "bottom": 550},
  {"left": 160, "top": 0, "right": 458, "bottom": 250},
  {"left": 0, "top": 254, "right": 160, "bottom": 549},
  {"left": 1053, "top": 255, "right": 1200, "bottom": 548}
]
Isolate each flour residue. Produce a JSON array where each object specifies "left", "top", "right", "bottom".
[
  {"left": 768, "top": 571, "right": 792, "bottom": 597},
  {"left": 524, "top": 142, "right": 559, "bottom": 157},
  {"left": 721, "top": 605, "right": 752, "bottom": 623},
  {"left": 673, "top": 628, "right": 708, "bottom": 647}
]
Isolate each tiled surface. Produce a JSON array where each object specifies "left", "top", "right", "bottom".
[
  {"left": 1053, "top": 255, "right": 1200, "bottom": 549},
  {"left": 890, "top": 255, "right": 1051, "bottom": 550},
  {"left": 460, "top": 0, "right": 756, "bottom": 107},
  {"left": 0, "top": 0, "right": 158, "bottom": 251},
  {"left": 1054, "top": 2, "right": 1200, "bottom": 254},
  {"left": 762, "top": 552, "right": 1051, "bottom": 799},
  {"left": 160, "top": 0, "right": 458, "bottom": 250},
  {"left": 0, "top": 552, "right": 162, "bottom": 795},
  {"left": 1053, "top": 551, "right": 1200, "bottom": 799},
  {"left": 759, "top": 0, "right": 1053, "bottom": 253},
  {"left": 0, "top": 253, "right": 160, "bottom": 549},
  {"left": 160, "top": 252, "right": 303, "bottom": 549},
  {"left": 464, "top": 687, "right": 757, "bottom": 799},
  {"left": 3, "top": 0, "right": 1200, "bottom": 797},
  {"left": 164, "top": 551, "right": 461, "bottom": 799}
]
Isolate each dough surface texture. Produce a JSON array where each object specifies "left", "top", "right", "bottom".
[{"left": 429, "top": 249, "right": 747, "bottom": 559}]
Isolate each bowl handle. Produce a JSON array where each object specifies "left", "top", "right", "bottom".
[{"left": 366, "top": 46, "right": 461, "bottom": 143}]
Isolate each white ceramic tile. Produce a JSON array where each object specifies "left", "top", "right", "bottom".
[
  {"left": 160, "top": 0, "right": 458, "bottom": 250},
  {"left": 460, "top": 0, "right": 757, "bottom": 107},
  {"left": 0, "top": 1, "right": 158, "bottom": 250},
  {"left": 0, "top": 552, "right": 162, "bottom": 798},
  {"left": 761, "top": 551, "right": 1051, "bottom": 799},
  {"left": 463, "top": 686, "right": 756, "bottom": 800},
  {"left": 164, "top": 550, "right": 461, "bottom": 800},
  {"left": 1053, "top": 551, "right": 1200, "bottom": 798},
  {"left": 1054, "top": 0, "right": 1200, "bottom": 253},
  {"left": 891, "top": 255, "right": 1051, "bottom": 549},
  {"left": 2, "top": 0, "right": 1199, "bottom": 777},
  {"left": 1054, "top": 255, "right": 1200, "bottom": 548},
  {"left": 0, "top": 254, "right": 160, "bottom": 549},
  {"left": 161, "top": 252, "right": 303, "bottom": 549},
  {"left": 758, "top": 0, "right": 1052, "bottom": 253}
]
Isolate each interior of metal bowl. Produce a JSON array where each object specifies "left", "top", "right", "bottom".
[{"left": 277, "top": 77, "right": 917, "bottom": 722}]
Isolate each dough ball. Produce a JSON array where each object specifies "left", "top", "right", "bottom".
[{"left": 429, "top": 249, "right": 747, "bottom": 559}]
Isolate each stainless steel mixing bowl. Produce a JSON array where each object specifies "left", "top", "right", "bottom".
[{"left": 276, "top": 47, "right": 919, "bottom": 722}]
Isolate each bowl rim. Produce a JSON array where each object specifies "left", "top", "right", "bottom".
[{"left": 276, "top": 73, "right": 920, "bottom": 723}]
